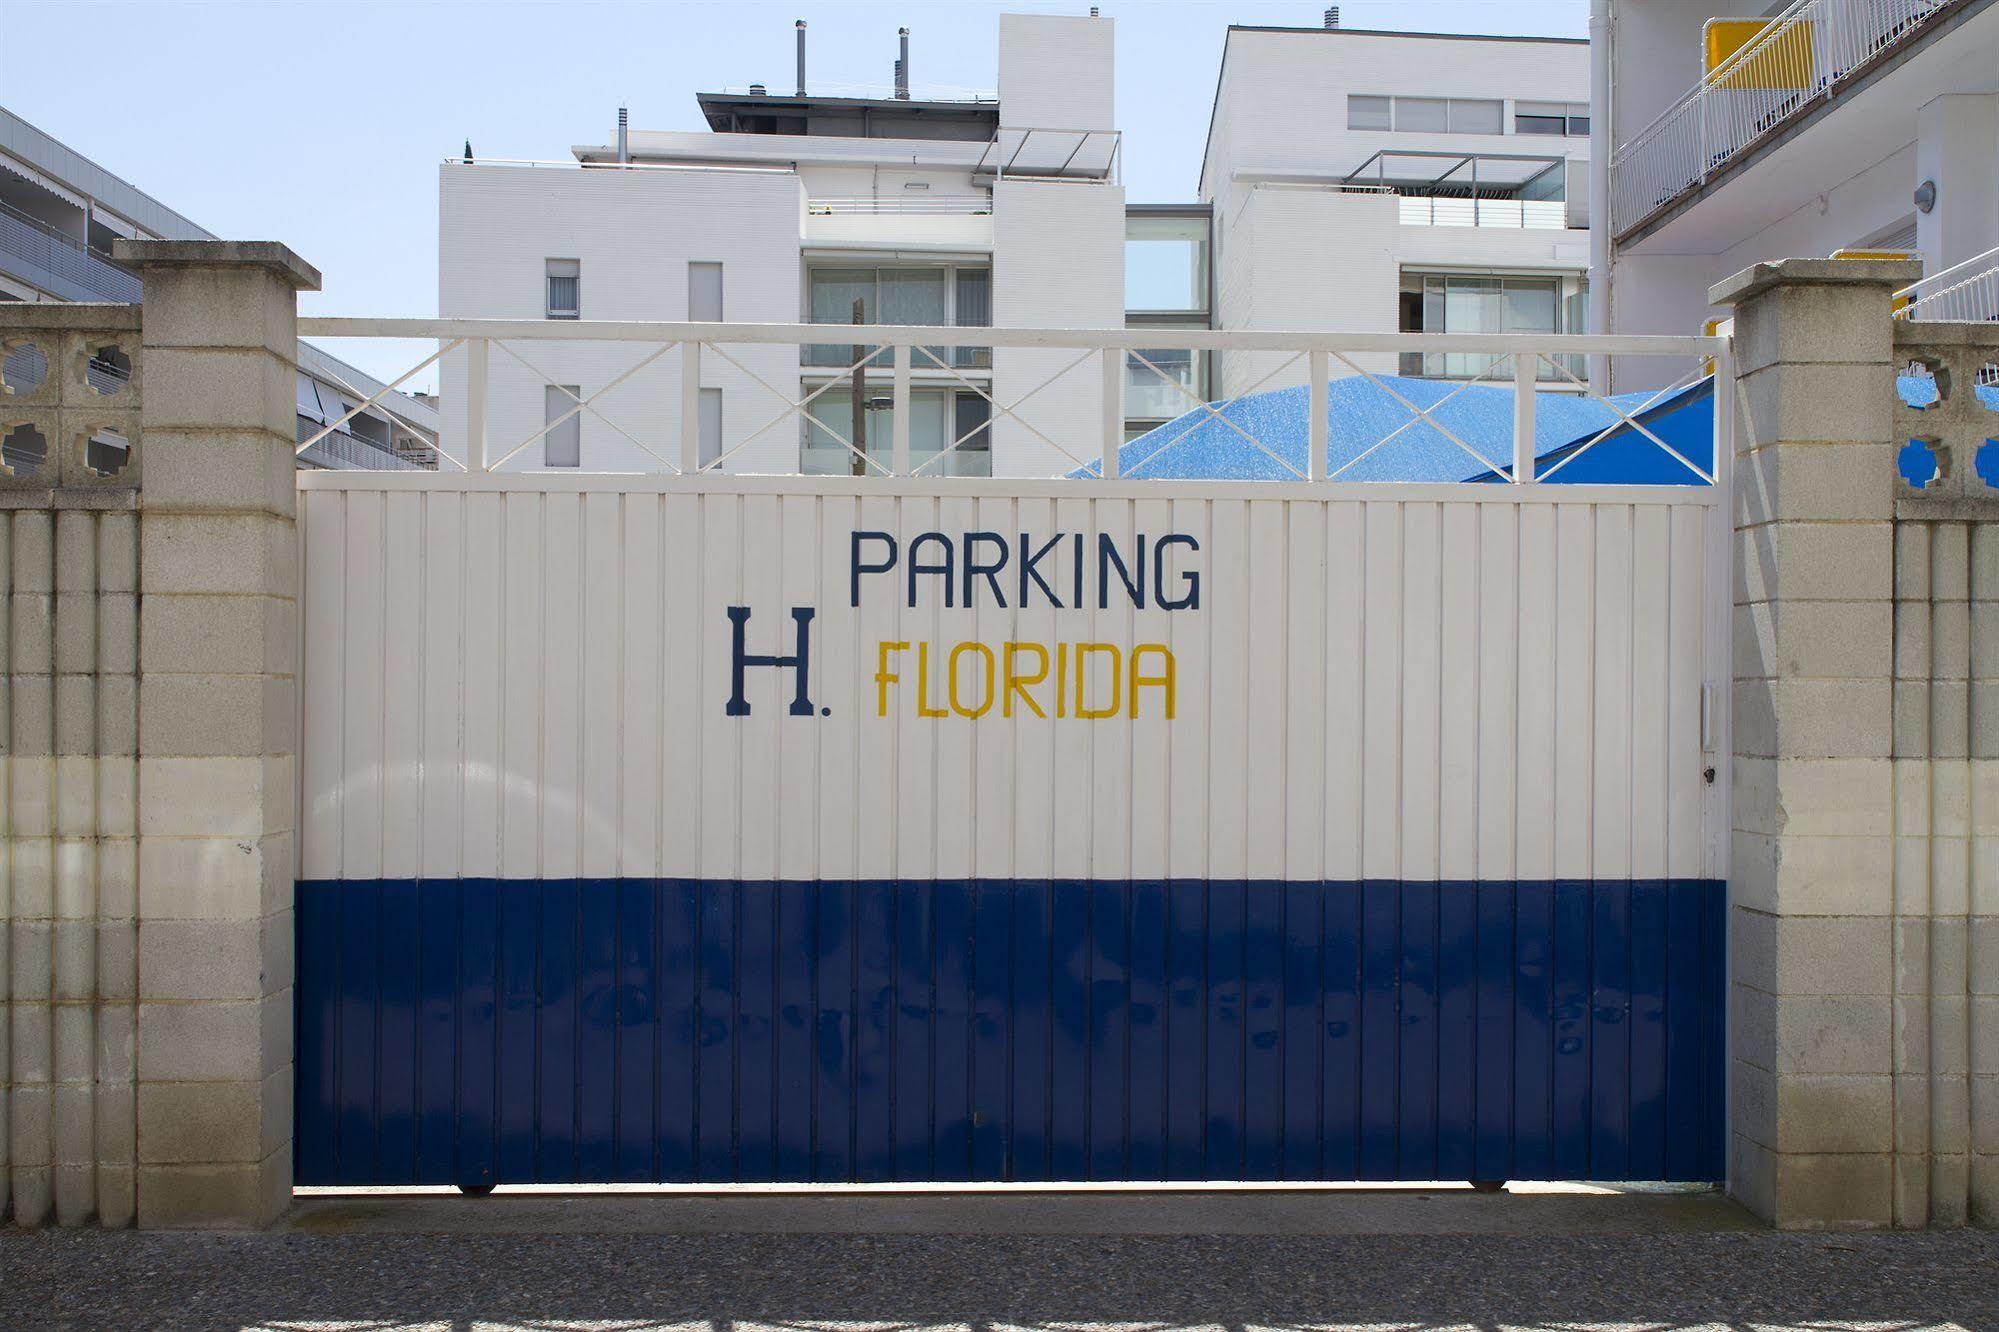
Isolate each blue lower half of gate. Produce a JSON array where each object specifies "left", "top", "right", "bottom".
[{"left": 294, "top": 878, "right": 1726, "bottom": 1187}]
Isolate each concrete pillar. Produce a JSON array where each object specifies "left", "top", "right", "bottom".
[
  {"left": 1711, "top": 257, "right": 1911, "bottom": 1228},
  {"left": 1914, "top": 94, "right": 1999, "bottom": 275},
  {"left": 115, "top": 239, "right": 317, "bottom": 1227},
  {"left": 1711, "top": 256, "right": 1998, "bottom": 1229}
]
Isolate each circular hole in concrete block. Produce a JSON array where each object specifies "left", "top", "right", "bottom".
[
  {"left": 82, "top": 425, "right": 132, "bottom": 478},
  {"left": 1977, "top": 362, "right": 1998, "bottom": 414},
  {"left": 85, "top": 344, "right": 132, "bottom": 397},
  {"left": 3, "top": 422, "right": 49, "bottom": 477},
  {"left": 2, "top": 341, "right": 49, "bottom": 396},
  {"left": 1898, "top": 438, "right": 1944, "bottom": 490},
  {"left": 1976, "top": 440, "right": 1999, "bottom": 491},
  {"left": 1898, "top": 359, "right": 1946, "bottom": 410}
]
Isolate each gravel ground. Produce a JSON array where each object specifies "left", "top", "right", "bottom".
[{"left": 6, "top": 1228, "right": 1999, "bottom": 1332}]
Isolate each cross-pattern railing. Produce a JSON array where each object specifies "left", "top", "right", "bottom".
[
  {"left": 293, "top": 318, "right": 1724, "bottom": 486},
  {"left": 1610, "top": 0, "right": 1953, "bottom": 238}
]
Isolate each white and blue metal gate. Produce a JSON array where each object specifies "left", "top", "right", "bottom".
[{"left": 292, "top": 321, "right": 1732, "bottom": 1187}]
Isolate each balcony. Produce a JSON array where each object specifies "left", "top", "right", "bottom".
[
  {"left": 1343, "top": 151, "right": 1582, "bottom": 232},
  {"left": 0, "top": 200, "right": 142, "bottom": 303},
  {"left": 1610, "top": 0, "right": 1963, "bottom": 241},
  {"left": 802, "top": 194, "right": 994, "bottom": 247}
]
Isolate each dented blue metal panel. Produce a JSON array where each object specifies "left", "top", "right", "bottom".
[{"left": 295, "top": 877, "right": 1727, "bottom": 1187}]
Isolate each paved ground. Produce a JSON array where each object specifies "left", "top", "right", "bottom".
[{"left": 7, "top": 1189, "right": 1999, "bottom": 1332}]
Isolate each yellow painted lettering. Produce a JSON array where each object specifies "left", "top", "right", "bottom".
[
  {"left": 1076, "top": 643, "right": 1122, "bottom": 720},
  {"left": 875, "top": 641, "right": 907, "bottom": 717},
  {"left": 1129, "top": 643, "right": 1177, "bottom": 719},
  {"left": 949, "top": 641, "right": 996, "bottom": 718},
  {"left": 1003, "top": 642, "right": 1048, "bottom": 719},
  {"left": 915, "top": 641, "right": 948, "bottom": 718}
]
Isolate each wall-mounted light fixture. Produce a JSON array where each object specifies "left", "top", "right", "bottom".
[{"left": 1915, "top": 179, "right": 1938, "bottom": 213}]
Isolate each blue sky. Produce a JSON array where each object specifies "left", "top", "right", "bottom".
[{"left": 6, "top": 0, "right": 1582, "bottom": 380}]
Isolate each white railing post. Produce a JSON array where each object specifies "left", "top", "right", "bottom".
[
  {"left": 680, "top": 340, "right": 702, "bottom": 472},
  {"left": 1307, "top": 349, "right": 1328, "bottom": 482},
  {"left": 891, "top": 342, "right": 912, "bottom": 476},
  {"left": 1512, "top": 351, "right": 1537, "bottom": 483},
  {"left": 465, "top": 337, "right": 488, "bottom": 472},
  {"left": 1100, "top": 348, "right": 1122, "bottom": 480}
]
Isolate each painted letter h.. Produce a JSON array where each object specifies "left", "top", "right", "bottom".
[{"left": 726, "top": 605, "right": 817, "bottom": 716}]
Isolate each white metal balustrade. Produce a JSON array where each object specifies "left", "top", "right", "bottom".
[
  {"left": 1895, "top": 244, "right": 1999, "bottom": 322},
  {"left": 1610, "top": 0, "right": 1953, "bottom": 237},
  {"left": 294, "top": 318, "right": 1724, "bottom": 486},
  {"left": 1397, "top": 197, "right": 1569, "bottom": 230}
]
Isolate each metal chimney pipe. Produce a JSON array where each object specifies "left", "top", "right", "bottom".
[
  {"left": 616, "top": 105, "right": 629, "bottom": 164},
  {"left": 1325, "top": 7, "right": 1340, "bottom": 27},
  {"left": 795, "top": 19, "right": 807, "bottom": 97},
  {"left": 896, "top": 28, "right": 910, "bottom": 99}
]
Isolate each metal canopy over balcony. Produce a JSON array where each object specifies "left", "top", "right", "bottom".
[{"left": 973, "top": 128, "right": 1121, "bottom": 182}]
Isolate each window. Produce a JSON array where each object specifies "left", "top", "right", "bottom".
[
  {"left": 805, "top": 265, "right": 991, "bottom": 368},
  {"left": 1397, "top": 272, "right": 1584, "bottom": 380},
  {"left": 698, "top": 387, "right": 722, "bottom": 468},
  {"left": 1448, "top": 99, "right": 1503, "bottom": 134},
  {"left": 800, "top": 387, "right": 992, "bottom": 476},
  {"left": 1125, "top": 347, "right": 1202, "bottom": 423},
  {"left": 1125, "top": 214, "right": 1210, "bottom": 314},
  {"left": 1350, "top": 96, "right": 1506, "bottom": 135},
  {"left": 545, "top": 259, "right": 579, "bottom": 319},
  {"left": 544, "top": 384, "right": 581, "bottom": 467},
  {"left": 1394, "top": 97, "right": 1449, "bottom": 133},
  {"left": 1516, "top": 102, "right": 1589, "bottom": 136},
  {"left": 1347, "top": 95, "right": 1391, "bottom": 131},
  {"left": 688, "top": 262, "right": 724, "bottom": 321}
]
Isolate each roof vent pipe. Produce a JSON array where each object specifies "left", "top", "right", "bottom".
[
  {"left": 616, "top": 105, "right": 629, "bottom": 164},
  {"left": 795, "top": 19, "right": 807, "bottom": 97},
  {"left": 896, "top": 28, "right": 910, "bottom": 99},
  {"left": 1325, "top": 7, "right": 1339, "bottom": 27}
]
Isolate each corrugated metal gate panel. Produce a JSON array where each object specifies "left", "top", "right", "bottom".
[
  {"left": 295, "top": 877, "right": 1725, "bottom": 1186},
  {"left": 295, "top": 480, "right": 1727, "bottom": 1184}
]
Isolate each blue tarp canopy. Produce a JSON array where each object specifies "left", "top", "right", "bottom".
[{"left": 1082, "top": 374, "right": 1716, "bottom": 484}]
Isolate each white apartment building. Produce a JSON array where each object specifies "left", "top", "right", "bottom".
[
  {"left": 1198, "top": 23, "right": 1592, "bottom": 396},
  {"left": 1601, "top": 0, "right": 1999, "bottom": 386},
  {"left": 0, "top": 106, "right": 439, "bottom": 470},
  {"left": 438, "top": 13, "right": 1123, "bottom": 476}
]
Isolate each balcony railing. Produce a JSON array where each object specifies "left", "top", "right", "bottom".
[
  {"left": 1397, "top": 196, "right": 1569, "bottom": 230},
  {"left": 805, "top": 197, "right": 992, "bottom": 216},
  {"left": 0, "top": 200, "right": 142, "bottom": 303},
  {"left": 1895, "top": 244, "right": 1999, "bottom": 323},
  {"left": 1610, "top": 0, "right": 1953, "bottom": 238}
]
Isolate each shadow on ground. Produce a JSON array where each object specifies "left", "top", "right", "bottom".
[{"left": 8, "top": 1189, "right": 1997, "bottom": 1332}]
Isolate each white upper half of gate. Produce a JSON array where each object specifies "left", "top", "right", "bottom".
[{"left": 298, "top": 477, "right": 1728, "bottom": 888}]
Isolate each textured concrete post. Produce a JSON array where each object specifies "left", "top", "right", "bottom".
[
  {"left": 1712, "top": 257, "right": 1998, "bottom": 1229},
  {"left": 116, "top": 240, "right": 317, "bottom": 1227}
]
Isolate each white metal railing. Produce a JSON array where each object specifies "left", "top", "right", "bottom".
[
  {"left": 1894, "top": 244, "right": 1999, "bottom": 322},
  {"left": 293, "top": 317, "right": 1724, "bottom": 487},
  {"left": 715, "top": 80, "right": 997, "bottom": 103},
  {"left": 1397, "top": 196, "right": 1569, "bottom": 230},
  {"left": 1610, "top": 0, "right": 1952, "bottom": 236},
  {"left": 806, "top": 196, "right": 992, "bottom": 217}
]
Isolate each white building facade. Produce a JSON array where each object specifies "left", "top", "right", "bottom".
[
  {"left": 1198, "top": 25, "right": 1592, "bottom": 397},
  {"left": 1600, "top": 0, "right": 1999, "bottom": 385},
  {"left": 438, "top": 13, "right": 1124, "bottom": 477}
]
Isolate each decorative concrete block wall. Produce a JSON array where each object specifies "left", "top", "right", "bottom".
[
  {"left": 0, "top": 241, "right": 315, "bottom": 1227},
  {"left": 1713, "top": 257, "right": 1997, "bottom": 1228},
  {"left": 0, "top": 305, "right": 143, "bottom": 1227}
]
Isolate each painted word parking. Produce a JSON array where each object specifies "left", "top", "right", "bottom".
[{"left": 729, "top": 528, "right": 1205, "bottom": 721}]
